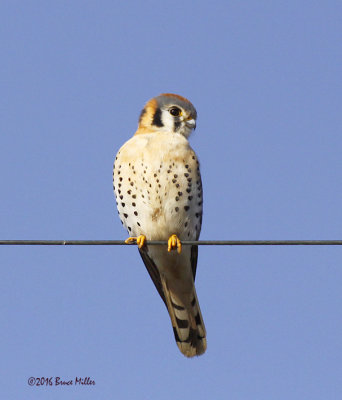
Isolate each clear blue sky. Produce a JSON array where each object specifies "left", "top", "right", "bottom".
[{"left": 1, "top": 1, "right": 342, "bottom": 399}]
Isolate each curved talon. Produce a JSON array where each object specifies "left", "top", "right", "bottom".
[
  {"left": 125, "top": 237, "right": 136, "bottom": 245},
  {"left": 125, "top": 235, "right": 146, "bottom": 249},
  {"left": 168, "top": 234, "right": 182, "bottom": 253},
  {"left": 136, "top": 235, "right": 146, "bottom": 248}
]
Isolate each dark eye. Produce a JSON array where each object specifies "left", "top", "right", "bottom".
[{"left": 169, "top": 107, "right": 181, "bottom": 117}]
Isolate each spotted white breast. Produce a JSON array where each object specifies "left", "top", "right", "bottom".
[{"left": 113, "top": 131, "right": 203, "bottom": 242}]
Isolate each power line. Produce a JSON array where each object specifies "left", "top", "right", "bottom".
[{"left": 0, "top": 240, "right": 342, "bottom": 246}]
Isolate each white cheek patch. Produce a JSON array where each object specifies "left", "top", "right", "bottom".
[
  {"left": 157, "top": 109, "right": 195, "bottom": 138},
  {"left": 160, "top": 110, "right": 178, "bottom": 132}
]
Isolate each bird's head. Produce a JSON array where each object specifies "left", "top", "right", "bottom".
[{"left": 137, "top": 93, "right": 197, "bottom": 138}]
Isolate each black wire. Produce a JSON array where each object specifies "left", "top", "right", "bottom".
[{"left": 0, "top": 240, "right": 342, "bottom": 246}]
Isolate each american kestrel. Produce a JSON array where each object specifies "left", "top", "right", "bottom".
[{"left": 113, "top": 94, "right": 206, "bottom": 357}]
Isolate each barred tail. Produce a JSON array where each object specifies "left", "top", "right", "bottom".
[{"left": 161, "top": 279, "right": 206, "bottom": 357}]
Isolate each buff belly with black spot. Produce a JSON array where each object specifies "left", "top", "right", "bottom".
[{"left": 113, "top": 132, "right": 202, "bottom": 242}]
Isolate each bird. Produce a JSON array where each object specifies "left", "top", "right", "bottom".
[{"left": 112, "top": 93, "right": 206, "bottom": 357}]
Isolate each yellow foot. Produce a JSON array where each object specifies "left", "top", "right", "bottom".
[
  {"left": 125, "top": 235, "right": 146, "bottom": 249},
  {"left": 168, "top": 234, "right": 182, "bottom": 254}
]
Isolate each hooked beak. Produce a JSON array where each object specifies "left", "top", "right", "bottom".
[{"left": 185, "top": 118, "right": 196, "bottom": 130}]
